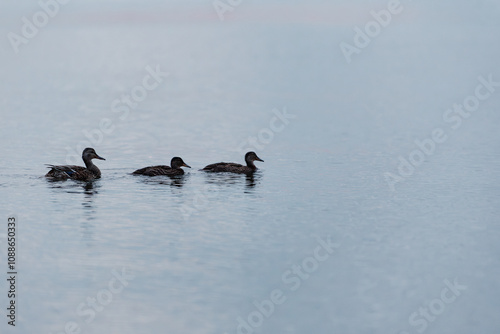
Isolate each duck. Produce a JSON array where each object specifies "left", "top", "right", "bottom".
[
  {"left": 45, "top": 147, "right": 105, "bottom": 181},
  {"left": 132, "top": 157, "right": 191, "bottom": 176},
  {"left": 201, "top": 152, "right": 264, "bottom": 174}
]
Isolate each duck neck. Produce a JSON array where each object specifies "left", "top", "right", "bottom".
[
  {"left": 246, "top": 160, "right": 257, "bottom": 170},
  {"left": 83, "top": 158, "right": 101, "bottom": 176}
]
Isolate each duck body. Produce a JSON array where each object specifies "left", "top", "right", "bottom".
[
  {"left": 45, "top": 148, "right": 105, "bottom": 181},
  {"left": 202, "top": 152, "right": 264, "bottom": 174},
  {"left": 46, "top": 165, "right": 99, "bottom": 181},
  {"left": 132, "top": 165, "right": 183, "bottom": 176},
  {"left": 133, "top": 157, "right": 190, "bottom": 176},
  {"left": 202, "top": 162, "right": 255, "bottom": 174}
]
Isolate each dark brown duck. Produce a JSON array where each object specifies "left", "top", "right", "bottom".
[
  {"left": 132, "top": 157, "right": 191, "bottom": 176},
  {"left": 45, "top": 147, "right": 106, "bottom": 181},
  {"left": 201, "top": 152, "right": 264, "bottom": 174}
]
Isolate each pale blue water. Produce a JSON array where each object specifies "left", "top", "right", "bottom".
[{"left": 1, "top": 1, "right": 500, "bottom": 334}]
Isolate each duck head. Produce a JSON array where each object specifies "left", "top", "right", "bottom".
[
  {"left": 171, "top": 157, "right": 191, "bottom": 169},
  {"left": 82, "top": 148, "right": 105, "bottom": 161},
  {"left": 245, "top": 152, "right": 264, "bottom": 164}
]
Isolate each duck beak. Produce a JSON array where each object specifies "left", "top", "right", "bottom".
[
  {"left": 183, "top": 163, "right": 191, "bottom": 168},
  {"left": 255, "top": 156, "right": 264, "bottom": 162},
  {"left": 95, "top": 154, "right": 106, "bottom": 160}
]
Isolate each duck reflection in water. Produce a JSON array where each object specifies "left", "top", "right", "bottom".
[
  {"left": 45, "top": 178, "right": 100, "bottom": 220},
  {"left": 245, "top": 173, "right": 260, "bottom": 190},
  {"left": 81, "top": 182, "right": 98, "bottom": 208},
  {"left": 202, "top": 170, "right": 262, "bottom": 191},
  {"left": 135, "top": 174, "right": 188, "bottom": 188},
  {"left": 46, "top": 178, "right": 99, "bottom": 195}
]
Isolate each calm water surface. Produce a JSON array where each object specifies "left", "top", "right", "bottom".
[{"left": 1, "top": 2, "right": 500, "bottom": 333}]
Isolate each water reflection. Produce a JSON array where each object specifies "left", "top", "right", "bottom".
[
  {"left": 77, "top": 182, "right": 98, "bottom": 246},
  {"left": 245, "top": 173, "right": 262, "bottom": 192},
  {"left": 134, "top": 174, "right": 188, "bottom": 188},
  {"left": 46, "top": 179, "right": 100, "bottom": 209},
  {"left": 45, "top": 178, "right": 100, "bottom": 239},
  {"left": 170, "top": 175, "right": 187, "bottom": 188},
  {"left": 202, "top": 172, "right": 262, "bottom": 192},
  {"left": 203, "top": 172, "right": 242, "bottom": 186},
  {"left": 81, "top": 182, "right": 98, "bottom": 213},
  {"left": 46, "top": 178, "right": 99, "bottom": 194}
]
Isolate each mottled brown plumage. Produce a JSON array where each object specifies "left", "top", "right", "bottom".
[
  {"left": 201, "top": 152, "right": 264, "bottom": 174},
  {"left": 45, "top": 148, "right": 105, "bottom": 181},
  {"left": 132, "top": 157, "right": 191, "bottom": 176}
]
